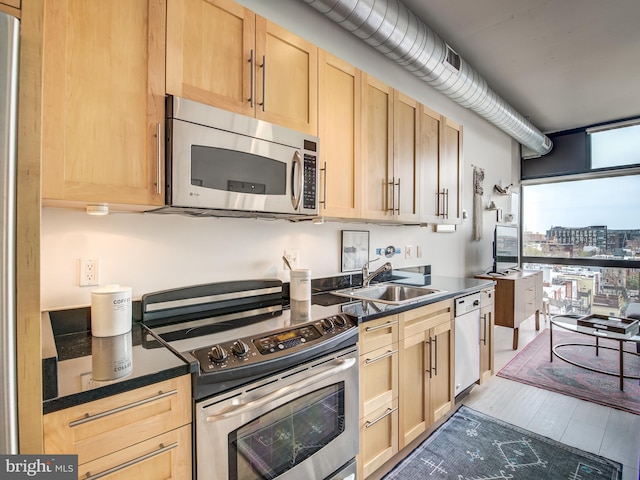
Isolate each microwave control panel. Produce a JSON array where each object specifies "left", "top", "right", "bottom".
[
  {"left": 302, "top": 139, "right": 318, "bottom": 211},
  {"left": 303, "top": 153, "right": 317, "bottom": 210}
]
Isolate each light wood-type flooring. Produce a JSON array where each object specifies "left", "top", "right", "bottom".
[{"left": 462, "top": 313, "right": 640, "bottom": 480}]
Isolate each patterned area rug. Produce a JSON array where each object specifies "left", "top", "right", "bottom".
[
  {"left": 383, "top": 406, "right": 622, "bottom": 479},
  {"left": 497, "top": 328, "right": 640, "bottom": 415}
]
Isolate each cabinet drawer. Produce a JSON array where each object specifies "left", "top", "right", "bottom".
[
  {"left": 480, "top": 289, "right": 494, "bottom": 308},
  {"left": 77, "top": 424, "right": 192, "bottom": 480},
  {"left": 360, "top": 344, "right": 398, "bottom": 418},
  {"left": 360, "top": 399, "right": 399, "bottom": 479},
  {"left": 399, "top": 299, "right": 453, "bottom": 339},
  {"left": 359, "top": 316, "right": 399, "bottom": 354},
  {"left": 44, "top": 375, "right": 191, "bottom": 465}
]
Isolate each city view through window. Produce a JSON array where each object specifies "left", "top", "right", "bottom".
[{"left": 522, "top": 175, "right": 640, "bottom": 318}]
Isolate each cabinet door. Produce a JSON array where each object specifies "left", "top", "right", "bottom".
[
  {"left": 318, "top": 51, "right": 361, "bottom": 218},
  {"left": 44, "top": 376, "right": 191, "bottom": 465},
  {"left": 0, "top": 0, "right": 20, "bottom": 14},
  {"left": 255, "top": 18, "right": 318, "bottom": 135},
  {"left": 429, "top": 319, "right": 454, "bottom": 423},
  {"left": 360, "top": 344, "right": 398, "bottom": 419},
  {"left": 76, "top": 425, "right": 192, "bottom": 480},
  {"left": 419, "top": 105, "right": 442, "bottom": 223},
  {"left": 393, "top": 91, "right": 420, "bottom": 222},
  {"left": 166, "top": 0, "right": 255, "bottom": 117},
  {"left": 359, "top": 315, "right": 398, "bottom": 355},
  {"left": 361, "top": 74, "right": 393, "bottom": 220},
  {"left": 359, "top": 399, "right": 398, "bottom": 480},
  {"left": 480, "top": 300, "right": 495, "bottom": 383},
  {"left": 42, "top": 0, "right": 165, "bottom": 207},
  {"left": 439, "top": 118, "right": 463, "bottom": 224},
  {"left": 398, "top": 330, "right": 428, "bottom": 449}
]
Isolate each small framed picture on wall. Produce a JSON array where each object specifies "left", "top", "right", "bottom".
[{"left": 341, "top": 230, "right": 370, "bottom": 272}]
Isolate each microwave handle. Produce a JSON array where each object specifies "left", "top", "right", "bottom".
[{"left": 291, "top": 151, "right": 303, "bottom": 210}]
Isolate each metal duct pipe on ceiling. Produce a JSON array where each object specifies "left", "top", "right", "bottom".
[{"left": 302, "top": 0, "right": 553, "bottom": 157}]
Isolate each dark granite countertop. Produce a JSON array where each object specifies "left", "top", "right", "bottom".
[
  {"left": 43, "top": 309, "right": 191, "bottom": 414},
  {"left": 314, "top": 275, "right": 495, "bottom": 322},
  {"left": 42, "top": 267, "right": 493, "bottom": 413}
]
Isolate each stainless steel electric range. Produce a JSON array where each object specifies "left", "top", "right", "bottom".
[{"left": 141, "top": 280, "right": 359, "bottom": 480}]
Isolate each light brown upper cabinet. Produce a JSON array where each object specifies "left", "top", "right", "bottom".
[
  {"left": 0, "top": 0, "right": 20, "bottom": 16},
  {"left": 166, "top": 0, "right": 318, "bottom": 136},
  {"left": 439, "top": 118, "right": 463, "bottom": 224},
  {"left": 41, "top": 0, "right": 166, "bottom": 208},
  {"left": 361, "top": 75, "right": 420, "bottom": 223},
  {"left": 419, "top": 107, "right": 463, "bottom": 224},
  {"left": 318, "top": 51, "right": 361, "bottom": 218}
]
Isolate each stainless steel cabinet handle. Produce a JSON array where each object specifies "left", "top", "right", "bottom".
[
  {"left": 364, "top": 319, "right": 398, "bottom": 332},
  {"left": 155, "top": 123, "right": 162, "bottom": 195},
  {"left": 248, "top": 49, "right": 255, "bottom": 107},
  {"left": 84, "top": 442, "right": 178, "bottom": 479},
  {"left": 259, "top": 55, "right": 266, "bottom": 111},
  {"left": 206, "top": 358, "right": 356, "bottom": 421},
  {"left": 386, "top": 177, "right": 396, "bottom": 213},
  {"left": 395, "top": 178, "right": 401, "bottom": 214},
  {"left": 365, "top": 349, "right": 398, "bottom": 365},
  {"left": 481, "top": 314, "right": 488, "bottom": 345},
  {"left": 364, "top": 407, "right": 398, "bottom": 429},
  {"left": 444, "top": 188, "right": 449, "bottom": 219},
  {"left": 426, "top": 338, "right": 433, "bottom": 379},
  {"left": 432, "top": 336, "right": 439, "bottom": 376},
  {"left": 69, "top": 390, "right": 178, "bottom": 427},
  {"left": 319, "top": 162, "right": 327, "bottom": 206}
]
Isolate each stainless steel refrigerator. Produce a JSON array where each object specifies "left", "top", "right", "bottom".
[{"left": 0, "top": 10, "right": 19, "bottom": 455}]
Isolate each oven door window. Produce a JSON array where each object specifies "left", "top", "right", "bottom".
[{"left": 229, "top": 383, "right": 345, "bottom": 480}]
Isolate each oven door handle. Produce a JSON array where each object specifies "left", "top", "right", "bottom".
[{"left": 205, "top": 357, "right": 356, "bottom": 421}]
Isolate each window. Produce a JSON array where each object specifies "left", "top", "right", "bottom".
[
  {"left": 590, "top": 123, "right": 640, "bottom": 169},
  {"left": 522, "top": 121, "right": 640, "bottom": 316}
]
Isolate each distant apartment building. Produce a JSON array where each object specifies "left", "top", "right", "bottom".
[{"left": 546, "top": 226, "right": 607, "bottom": 252}]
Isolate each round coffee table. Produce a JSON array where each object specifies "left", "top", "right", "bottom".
[{"left": 550, "top": 314, "right": 640, "bottom": 391}]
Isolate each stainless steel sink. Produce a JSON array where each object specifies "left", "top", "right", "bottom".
[{"left": 331, "top": 283, "right": 446, "bottom": 306}]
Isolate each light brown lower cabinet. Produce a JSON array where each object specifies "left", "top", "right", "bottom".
[
  {"left": 398, "top": 300, "right": 454, "bottom": 449},
  {"left": 358, "top": 300, "right": 455, "bottom": 478},
  {"left": 479, "top": 288, "right": 495, "bottom": 383},
  {"left": 44, "top": 375, "right": 192, "bottom": 479},
  {"left": 358, "top": 315, "right": 399, "bottom": 479}
]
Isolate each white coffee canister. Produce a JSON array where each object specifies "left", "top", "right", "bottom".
[
  {"left": 290, "top": 269, "right": 311, "bottom": 301},
  {"left": 91, "top": 284, "right": 133, "bottom": 337}
]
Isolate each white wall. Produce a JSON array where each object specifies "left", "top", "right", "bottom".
[{"left": 40, "top": 0, "right": 519, "bottom": 310}]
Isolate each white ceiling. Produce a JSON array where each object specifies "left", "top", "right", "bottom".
[{"left": 400, "top": 0, "right": 640, "bottom": 134}]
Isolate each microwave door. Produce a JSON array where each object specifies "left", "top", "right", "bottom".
[{"left": 170, "top": 120, "right": 299, "bottom": 215}]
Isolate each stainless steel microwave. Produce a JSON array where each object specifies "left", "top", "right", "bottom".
[{"left": 154, "top": 96, "right": 319, "bottom": 219}]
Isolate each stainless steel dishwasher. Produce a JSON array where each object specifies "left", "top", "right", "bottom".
[{"left": 454, "top": 292, "right": 481, "bottom": 398}]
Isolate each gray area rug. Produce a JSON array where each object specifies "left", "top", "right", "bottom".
[{"left": 383, "top": 406, "right": 622, "bottom": 479}]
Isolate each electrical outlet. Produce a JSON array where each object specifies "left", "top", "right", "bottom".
[
  {"left": 416, "top": 246, "right": 423, "bottom": 258},
  {"left": 79, "top": 258, "right": 100, "bottom": 286},
  {"left": 283, "top": 250, "right": 299, "bottom": 270},
  {"left": 405, "top": 245, "right": 412, "bottom": 259}
]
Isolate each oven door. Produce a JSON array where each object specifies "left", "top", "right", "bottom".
[
  {"left": 195, "top": 347, "right": 359, "bottom": 480},
  {"left": 169, "top": 118, "right": 304, "bottom": 215}
]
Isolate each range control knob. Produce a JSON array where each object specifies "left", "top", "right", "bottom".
[
  {"left": 231, "top": 340, "right": 250, "bottom": 357},
  {"left": 320, "top": 318, "right": 335, "bottom": 331},
  {"left": 334, "top": 315, "right": 347, "bottom": 327},
  {"left": 209, "top": 345, "right": 228, "bottom": 363}
]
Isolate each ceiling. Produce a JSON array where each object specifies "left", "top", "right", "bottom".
[{"left": 400, "top": 0, "right": 640, "bottom": 134}]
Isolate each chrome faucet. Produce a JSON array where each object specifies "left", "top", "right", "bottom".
[{"left": 362, "top": 258, "right": 393, "bottom": 287}]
